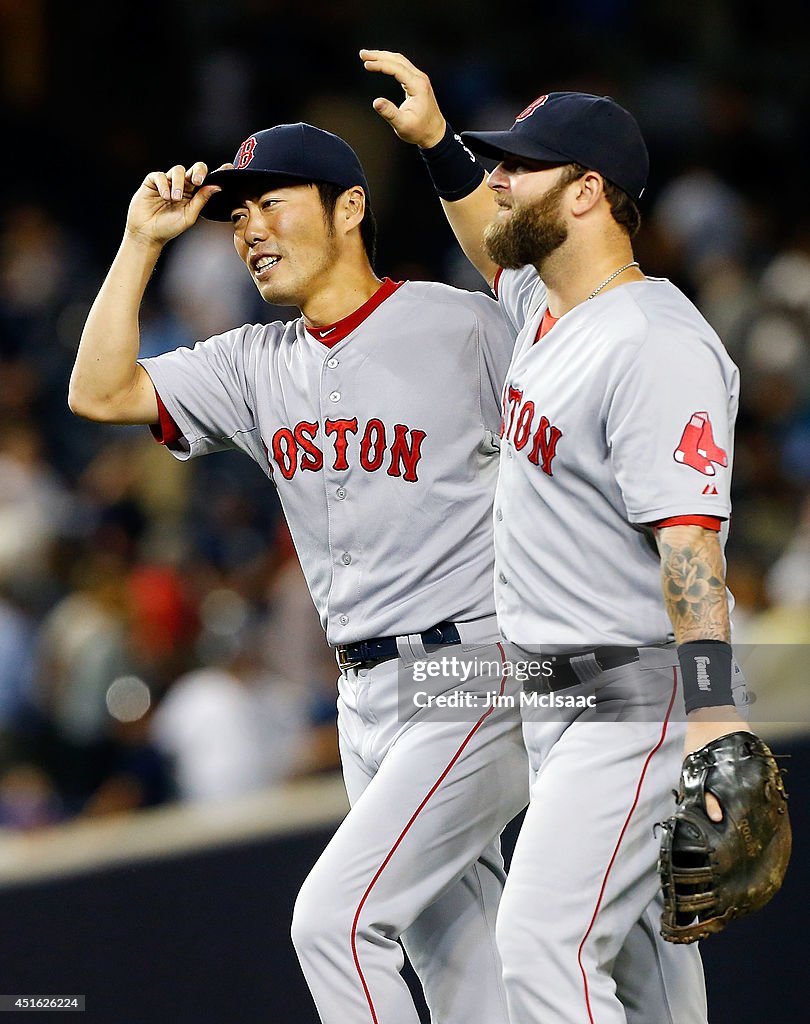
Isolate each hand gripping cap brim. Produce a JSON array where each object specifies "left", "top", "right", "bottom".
[{"left": 201, "top": 122, "right": 370, "bottom": 221}]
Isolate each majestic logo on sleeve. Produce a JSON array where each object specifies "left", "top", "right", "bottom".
[
  {"left": 674, "top": 412, "right": 728, "bottom": 477},
  {"left": 500, "top": 385, "right": 562, "bottom": 476},
  {"left": 266, "top": 418, "right": 426, "bottom": 483}
]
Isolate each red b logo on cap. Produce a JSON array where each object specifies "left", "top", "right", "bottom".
[
  {"left": 515, "top": 95, "right": 549, "bottom": 122},
  {"left": 235, "top": 136, "right": 257, "bottom": 168}
]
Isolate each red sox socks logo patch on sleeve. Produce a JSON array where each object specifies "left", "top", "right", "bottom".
[{"left": 673, "top": 412, "right": 728, "bottom": 477}]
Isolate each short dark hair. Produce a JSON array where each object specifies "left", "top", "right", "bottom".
[
  {"left": 559, "top": 162, "right": 641, "bottom": 238},
  {"left": 315, "top": 181, "right": 377, "bottom": 266}
]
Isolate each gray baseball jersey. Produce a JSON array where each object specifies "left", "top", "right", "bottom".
[
  {"left": 139, "top": 278, "right": 512, "bottom": 644},
  {"left": 494, "top": 266, "right": 739, "bottom": 647},
  {"left": 491, "top": 264, "right": 740, "bottom": 1024},
  {"left": 140, "top": 276, "right": 529, "bottom": 1024}
]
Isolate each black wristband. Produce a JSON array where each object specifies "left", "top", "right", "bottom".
[
  {"left": 419, "top": 123, "right": 486, "bottom": 201},
  {"left": 677, "top": 640, "right": 734, "bottom": 713}
]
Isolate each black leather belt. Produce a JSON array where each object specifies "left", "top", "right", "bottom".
[
  {"left": 525, "top": 646, "right": 640, "bottom": 692},
  {"left": 336, "top": 621, "right": 461, "bottom": 672}
]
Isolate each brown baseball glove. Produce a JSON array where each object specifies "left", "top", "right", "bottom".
[{"left": 658, "top": 730, "right": 791, "bottom": 943}]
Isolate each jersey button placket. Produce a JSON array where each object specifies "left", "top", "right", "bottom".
[{"left": 323, "top": 364, "right": 352, "bottom": 636}]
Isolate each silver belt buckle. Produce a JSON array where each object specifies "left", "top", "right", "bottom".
[{"left": 337, "top": 645, "right": 362, "bottom": 672}]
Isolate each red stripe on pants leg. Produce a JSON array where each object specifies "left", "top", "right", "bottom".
[
  {"left": 350, "top": 644, "right": 509, "bottom": 1023},
  {"left": 577, "top": 668, "right": 678, "bottom": 1023}
]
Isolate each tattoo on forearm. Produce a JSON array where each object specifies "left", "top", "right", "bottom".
[{"left": 658, "top": 529, "right": 730, "bottom": 643}]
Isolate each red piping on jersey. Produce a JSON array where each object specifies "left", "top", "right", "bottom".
[
  {"left": 305, "top": 278, "right": 404, "bottom": 347},
  {"left": 653, "top": 515, "right": 722, "bottom": 531},
  {"left": 577, "top": 669, "right": 678, "bottom": 1024},
  {"left": 493, "top": 267, "right": 504, "bottom": 297},
  {"left": 350, "top": 643, "right": 510, "bottom": 1024},
  {"left": 150, "top": 392, "right": 183, "bottom": 448}
]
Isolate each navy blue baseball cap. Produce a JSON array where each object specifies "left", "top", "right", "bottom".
[
  {"left": 202, "top": 123, "right": 370, "bottom": 221},
  {"left": 461, "top": 92, "right": 648, "bottom": 200}
]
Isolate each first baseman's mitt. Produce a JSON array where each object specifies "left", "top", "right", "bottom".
[{"left": 658, "top": 731, "right": 791, "bottom": 944}]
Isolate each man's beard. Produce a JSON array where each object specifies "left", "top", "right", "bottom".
[{"left": 484, "top": 181, "right": 569, "bottom": 270}]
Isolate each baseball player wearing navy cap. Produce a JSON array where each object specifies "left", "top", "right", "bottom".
[
  {"left": 202, "top": 122, "right": 373, "bottom": 220},
  {"left": 458, "top": 90, "right": 649, "bottom": 202},
  {"left": 70, "top": 123, "right": 528, "bottom": 1022},
  {"left": 364, "top": 49, "right": 759, "bottom": 1023}
]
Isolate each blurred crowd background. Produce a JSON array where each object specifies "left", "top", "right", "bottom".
[{"left": 0, "top": 0, "right": 808, "bottom": 831}]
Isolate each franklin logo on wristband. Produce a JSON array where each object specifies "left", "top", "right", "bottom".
[{"left": 678, "top": 639, "right": 734, "bottom": 713}]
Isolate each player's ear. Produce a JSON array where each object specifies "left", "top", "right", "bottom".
[
  {"left": 339, "top": 186, "right": 367, "bottom": 236},
  {"left": 571, "top": 170, "right": 604, "bottom": 217}
]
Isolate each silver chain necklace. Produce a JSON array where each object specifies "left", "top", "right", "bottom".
[{"left": 587, "top": 261, "right": 640, "bottom": 300}]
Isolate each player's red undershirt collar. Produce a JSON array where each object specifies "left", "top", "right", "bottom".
[
  {"left": 305, "top": 277, "right": 404, "bottom": 347},
  {"left": 535, "top": 308, "right": 559, "bottom": 343},
  {"left": 492, "top": 271, "right": 560, "bottom": 344}
]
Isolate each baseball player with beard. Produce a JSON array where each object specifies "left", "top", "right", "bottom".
[
  {"left": 69, "top": 123, "right": 529, "bottom": 1023},
  {"left": 363, "top": 49, "right": 756, "bottom": 1023}
]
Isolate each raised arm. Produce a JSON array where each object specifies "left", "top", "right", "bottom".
[
  {"left": 68, "top": 162, "right": 220, "bottom": 424},
  {"left": 360, "top": 49, "right": 500, "bottom": 287}
]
